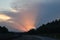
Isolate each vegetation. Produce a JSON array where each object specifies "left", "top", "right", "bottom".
[
  {"left": 27, "top": 19, "right": 60, "bottom": 39},
  {"left": 0, "top": 19, "right": 60, "bottom": 39},
  {"left": 0, "top": 26, "right": 8, "bottom": 33}
]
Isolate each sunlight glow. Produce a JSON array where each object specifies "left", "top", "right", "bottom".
[
  {"left": 17, "top": 7, "right": 37, "bottom": 32},
  {"left": 0, "top": 14, "right": 11, "bottom": 21},
  {"left": 11, "top": 0, "right": 39, "bottom": 32}
]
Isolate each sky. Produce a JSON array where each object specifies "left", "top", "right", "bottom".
[
  {"left": 0, "top": 0, "right": 12, "bottom": 10},
  {"left": 0, "top": 0, "right": 60, "bottom": 32}
]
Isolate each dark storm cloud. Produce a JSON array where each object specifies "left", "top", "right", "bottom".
[{"left": 36, "top": 2, "right": 60, "bottom": 27}]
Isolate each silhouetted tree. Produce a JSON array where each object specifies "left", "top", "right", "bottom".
[
  {"left": 2, "top": 26, "right": 8, "bottom": 33},
  {"left": 36, "top": 19, "right": 60, "bottom": 33},
  {"left": 28, "top": 19, "right": 60, "bottom": 35},
  {"left": 0, "top": 26, "right": 8, "bottom": 33},
  {"left": 27, "top": 29, "right": 36, "bottom": 35}
]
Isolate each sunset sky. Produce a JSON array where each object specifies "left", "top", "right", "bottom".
[{"left": 0, "top": 0, "right": 60, "bottom": 32}]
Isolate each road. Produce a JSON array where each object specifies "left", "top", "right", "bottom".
[{"left": 12, "top": 35, "right": 58, "bottom": 40}]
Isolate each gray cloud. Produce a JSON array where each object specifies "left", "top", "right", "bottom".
[{"left": 0, "top": 0, "right": 60, "bottom": 32}]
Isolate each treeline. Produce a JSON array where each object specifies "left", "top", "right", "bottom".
[
  {"left": 0, "top": 19, "right": 60, "bottom": 39},
  {"left": 0, "top": 19, "right": 60, "bottom": 34},
  {"left": 27, "top": 19, "right": 60, "bottom": 35}
]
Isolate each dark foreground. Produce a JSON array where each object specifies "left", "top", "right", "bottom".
[{"left": 0, "top": 33, "right": 59, "bottom": 40}]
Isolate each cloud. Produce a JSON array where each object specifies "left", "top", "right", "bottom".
[
  {"left": 11, "top": 0, "right": 41, "bottom": 32},
  {"left": 0, "top": 11, "right": 14, "bottom": 31},
  {"left": 0, "top": 0, "right": 60, "bottom": 32},
  {"left": 0, "top": 14, "right": 11, "bottom": 22},
  {"left": 0, "top": 11, "right": 28, "bottom": 32},
  {"left": 36, "top": 2, "right": 60, "bottom": 27},
  {"left": 0, "top": 10, "right": 37, "bottom": 32},
  {"left": 11, "top": 0, "right": 42, "bottom": 10}
]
